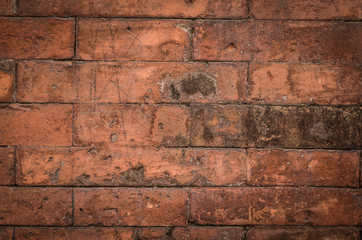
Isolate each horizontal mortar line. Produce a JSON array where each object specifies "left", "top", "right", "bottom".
[
  {"left": 188, "top": 59, "right": 362, "bottom": 66},
  {"left": 1, "top": 102, "right": 361, "bottom": 108},
  {"left": 1, "top": 185, "right": 361, "bottom": 189},
  {"left": 7, "top": 185, "right": 361, "bottom": 189},
  {"left": 1, "top": 145, "right": 360, "bottom": 151},
  {"left": 0, "top": 15, "right": 361, "bottom": 22},
  {"left": 164, "top": 146, "right": 361, "bottom": 151},
  {"left": 4, "top": 145, "right": 360, "bottom": 152},
  {"left": 3, "top": 58, "right": 362, "bottom": 66},
  {"left": 2, "top": 224, "right": 361, "bottom": 228}
]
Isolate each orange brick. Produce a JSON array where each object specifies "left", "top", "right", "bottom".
[
  {"left": 193, "top": 21, "right": 361, "bottom": 64},
  {"left": 0, "top": 60, "right": 15, "bottom": 102},
  {"left": 77, "top": 19, "right": 191, "bottom": 61},
  {"left": 74, "top": 104, "right": 190, "bottom": 147},
  {"left": 190, "top": 188, "right": 361, "bottom": 225},
  {"left": 0, "top": 104, "right": 73, "bottom": 146},
  {"left": 249, "top": 63, "right": 361, "bottom": 105},
  {"left": 0, "top": 0, "right": 15, "bottom": 15},
  {"left": 0, "top": 147, "right": 15, "bottom": 185},
  {"left": 247, "top": 149, "right": 360, "bottom": 187},
  {"left": 0, "top": 18, "right": 74, "bottom": 59},
  {"left": 17, "top": 147, "right": 245, "bottom": 186},
  {"left": 250, "top": 0, "right": 362, "bottom": 20},
  {"left": 247, "top": 227, "right": 360, "bottom": 240},
  {"left": 17, "top": 61, "right": 247, "bottom": 103},
  {"left": 74, "top": 188, "right": 188, "bottom": 226},
  {"left": 15, "top": 227, "right": 135, "bottom": 240},
  {"left": 0, "top": 187, "right": 72, "bottom": 225},
  {"left": 18, "top": 0, "right": 247, "bottom": 18}
]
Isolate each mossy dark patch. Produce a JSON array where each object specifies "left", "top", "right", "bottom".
[
  {"left": 181, "top": 72, "right": 216, "bottom": 97},
  {"left": 170, "top": 83, "right": 181, "bottom": 100},
  {"left": 203, "top": 126, "right": 213, "bottom": 142},
  {"left": 120, "top": 166, "right": 144, "bottom": 183},
  {"left": 76, "top": 173, "right": 91, "bottom": 184},
  {"left": 174, "top": 134, "right": 188, "bottom": 146}
]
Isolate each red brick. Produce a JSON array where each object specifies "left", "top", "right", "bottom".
[
  {"left": 0, "top": 227, "right": 13, "bottom": 239},
  {"left": 0, "top": 18, "right": 74, "bottom": 59},
  {"left": 17, "top": 61, "right": 91, "bottom": 103},
  {"left": 0, "top": 147, "right": 15, "bottom": 185},
  {"left": 15, "top": 227, "right": 135, "bottom": 240},
  {"left": 250, "top": 0, "right": 362, "bottom": 20},
  {"left": 137, "top": 228, "right": 170, "bottom": 239},
  {"left": 0, "top": 0, "right": 15, "bottom": 15},
  {"left": 172, "top": 227, "right": 245, "bottom": 239},
  {"left": 247, "top": 149, "right": 360, "bottom": 187},
  {"left": 249, "top": 63, "right": 361, "bottom": 105},
  {"left": 0, "top": 187, "right": 72, "bottom": 225},
  {"left": 77, "top": 19, "right": 190, "bottom": 61},
  {"left": 0, "top": 60, "right": 15, "bottom": 102},
  {"left": 0, "top": 104, "right": 73, "bottom": 146},
  {"left": 18, "top": 0, "right": 247, "bottom": 18},
  {"left": 74, "top": 104, "right": 190, "bottom": 147},
  {"left": 17, "top": 147, "right": 245, "bottom": 186},
  {"left": 190, "top": 188, "right": 361, "bottom": 225},
  {"left": 16, "top": 147, "right": 73, "bottom": 186},
  {"left": 17, "top": 61, "right": 247, "bottom": 104},
  {"left": 247, "top": 227, "right": 360, "bottom": 240},
  {"left": 74, "top": 188, "right": 188, "bottom": 226},
  {"left": 193, "top": 21, "right": 361, "bottom": 64},
  {"left": 191, "top": 105, "right": 360, "bottom": 148}
]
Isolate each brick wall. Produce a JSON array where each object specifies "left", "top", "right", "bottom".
[{"left": 0, "top": 0, "right": 361, "bottom": 239}]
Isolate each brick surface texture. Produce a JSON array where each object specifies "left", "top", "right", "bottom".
[{"left": 0, "top": 0, "right": 360, "bottom": 239}]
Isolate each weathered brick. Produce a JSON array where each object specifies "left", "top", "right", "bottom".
[
  {"left": 15, "top": 227, "right": 246, "bottom": 239},
  {"left": 15, "top": 227, "right": 136, "bottom": 240},
  {"left": 191, "top": 105, "right": 360, "bottom": 148},
  {"left": 244, "top": 106, "right": 360, "bottom": 149},
  {"left": 190, "top": 188, "right": 361, "bottom": 225},
  {"left": 0, "top": 147, "right": 15, "bottom": 185},
  {"left": 74, "top": 188, "right": 188, "bottom": 226},
  {"left": 172, "top": 227, "right": 245, "bottom": 239},
  {"left": 74, "top": 104, "right": 190, "bottom": 147},
  {"left": 0, "top": 0, "right": 15, "bottom": 15},
  {"left": 193, "top": 21, "right": 361, "bottom": 64},
  {"left": 247, "top": 227, "right": 360, "bottom": 240},
  {"left": 249, "top": 63, "right": 361, "bottom": 105},
  {"left": 17, "top": 61, "right": 247, "bottom": 103},
  {"left": 0, "top": 18, "right": 74, "bottom": 59},
  {"left": 0, "top": 104, "right": 73, "bottom": 146},
  {"left": 17, "top": 147, "right": 245, "bottom": 186},
  {"left": 191, "top": 105, "right": 245, "bottom": 147},
  {"left": 247, "top": 149, "right": 360, "bottom": 187},
  {"left": 250, "top": 0, "right": 362, "bottom": 20},
  {"left": 0, "top": 187, "right": 72, "bottom": 225},
  {"left": 18, "top": 0, "right": 247, "bottom": 18},
  {"left": 0, "top": 227, "right": 13, "bottom": 239},
  {"left": 0, "top": 60, "right": 15, "bottom": 102},
  {"left": 77, "top": 19, "right": 191, "bottom": 61}
]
